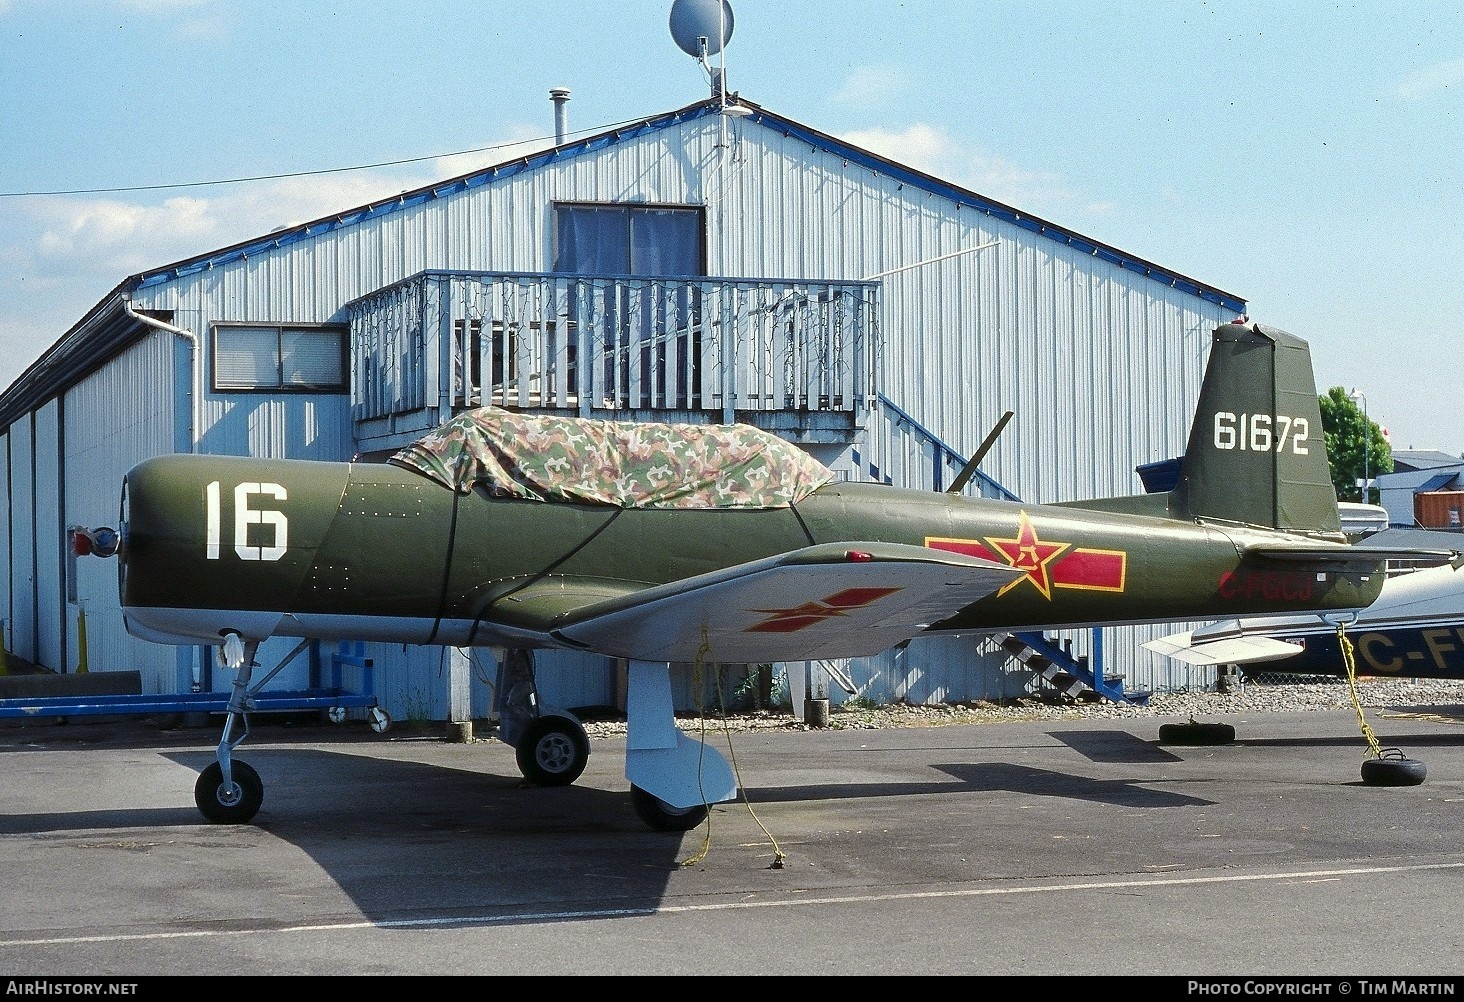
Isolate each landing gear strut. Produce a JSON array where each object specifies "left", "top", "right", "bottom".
[
  {"left": 496, "top": 648, "right": 591, "bottom": 787},
  {"left": 192, "top": 635, "right": 311, "bottom": 825}
]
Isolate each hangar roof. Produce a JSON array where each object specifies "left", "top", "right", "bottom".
[{"left": 0, "top": 95, "right": 1247, "bottom": 429}]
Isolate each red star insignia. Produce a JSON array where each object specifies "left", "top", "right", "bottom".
[
  {"left": 746, "top": 587, "right": 902, "bottom": 633},
  {"left": 985, "top": 511, "right": 1070, "bottom": 599}
]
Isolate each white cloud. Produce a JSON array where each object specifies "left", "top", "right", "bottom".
[
  {"left": 0, "top": 122, "right": 561, "bottom": 388},
  {"left": 834, "top": 65, "right": 910, "bottom": 107},
  {"left": 103, "top": 0, "right": 231, "bottom": 43},
  {"left": 841, "top": 123, "right": 954, "bottom": 173},
  {"left": 430, "top": 124, "right": 556, "bottom": 178},
  {"left": 115, "top": 0, "right": 209, "bottom": 11},
  {"left": 12, "top": 124, "right": 557, "bottom": 282},
  {"left": 173, "top": 11, "right": 232, "bottom": 42},
  {"left": 1396, "top": 58, "right": 1464, "bottom": 100},
  {"left": 839, "top": 123, "right": 1115, "bottom": 219}
]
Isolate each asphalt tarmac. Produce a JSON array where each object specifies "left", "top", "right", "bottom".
[{"left": 1, "top": 704, "right": 1463, "bottom": 979}]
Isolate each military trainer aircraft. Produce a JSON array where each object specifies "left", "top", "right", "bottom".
[{"left": 77, "top": 320, "right": 1457, "bottom": 830}]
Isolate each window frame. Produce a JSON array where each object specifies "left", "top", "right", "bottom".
[
  {"left": 211, "top": 322, "right": 350, "bottom": 394},
  {"left": 552, "top": 201, "right": 708, "bottom": 277}
]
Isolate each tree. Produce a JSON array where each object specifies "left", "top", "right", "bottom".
[{"left": 1319, "top": 386, "right": 1393, "bottom": 503}]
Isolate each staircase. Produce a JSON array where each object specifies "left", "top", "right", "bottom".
[
  {"left": 866, "top": 398, "right": 1150, "bottom": 705},
  {"left": 991, "top": 631, "right": 1151, "bottom": 706}
]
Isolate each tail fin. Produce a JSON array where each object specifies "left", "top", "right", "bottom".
[{"left": 1169, "top": 321, "right": 1341, "bottom": 534}]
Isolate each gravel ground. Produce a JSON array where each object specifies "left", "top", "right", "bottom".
[{"left": 580, "top": 675, "right": 1464, "bottom": 738}]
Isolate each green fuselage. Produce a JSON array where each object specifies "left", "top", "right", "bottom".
[{"left": 115, "top": 453, "right": 1385, "bottom": 652}]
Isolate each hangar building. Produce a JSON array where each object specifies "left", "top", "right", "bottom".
[{"left": 0, "top": 91, "right": 1245, "bottom": 723}]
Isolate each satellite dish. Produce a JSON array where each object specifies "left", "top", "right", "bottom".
[{"left": 669, "top": 0, "right": 734, "bottom": 58}]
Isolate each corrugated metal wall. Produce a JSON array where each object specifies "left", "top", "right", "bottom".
[
  {"left": 8, "top": 417, "right": 34, "bottom": 663},
  {"left": 119, "top": 314, "right": 354, "bottom": 464},
  {"left": 33, "top": 399, "right": 62, "bottom": 674},
  {"left": 26, "top": 109, "right": 1236, "bottom": 712},
  {"left": 0, "top": 432, "right": 8, "bottom": 655},
  {"left": 63, "top": 333, "right": 188, "bottom": 693},
  {"left": 135, "top": 113, "right": 1227, "bottom": 502}
]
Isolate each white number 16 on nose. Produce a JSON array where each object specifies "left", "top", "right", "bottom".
[{"left": 204, "top": 481, "right": 289, "bottom": 561}]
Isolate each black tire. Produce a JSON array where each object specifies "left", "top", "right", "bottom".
[
  {"left": 515, "top": 716, "right": 590, "bottom": 787},
  {"left": 194, "top": 760, "right": 264, "bottom": 824},
  {"left": 631, "top": 785, "right": 709, "bottom": 832},
  {"left": 1361, "top": 755, "right": 1428, "bottom": 787},
  {"left": 1158, "top": 721, "right": 1236, "bottom": 746}
]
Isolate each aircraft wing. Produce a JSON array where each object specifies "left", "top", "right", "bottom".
[
  {"left": 540, "top": 541, "right": 1025, "bottom": 663},
  {"left": 1143, "top": 629, "right": 1307, "bottom": 667}
]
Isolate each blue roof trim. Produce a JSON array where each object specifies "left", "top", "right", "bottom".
[
  {"left": 763, "top": 115, "right": 1246, "bottom": 314},
  {"left": 134, "top": 104, "right": 722, "bottom": 289}
]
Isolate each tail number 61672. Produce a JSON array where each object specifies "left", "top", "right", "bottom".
[{"left": 1212, "top": 412, "right": 1309, "bottom": 454}]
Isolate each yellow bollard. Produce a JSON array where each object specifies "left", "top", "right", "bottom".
[{"left": 76, "top": 607, "right": 88, "bottom": 674}]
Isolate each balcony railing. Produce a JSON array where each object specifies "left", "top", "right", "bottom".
[{"left": 346, "top": 271, "right": 879, "bottom": 443}]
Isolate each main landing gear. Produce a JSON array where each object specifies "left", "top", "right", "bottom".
[
  {"left": 496, "top": 650, "right": 736, "bottom": 831},
  {"left": 496, "top": 648, "right": 592, "bottom": 789}
]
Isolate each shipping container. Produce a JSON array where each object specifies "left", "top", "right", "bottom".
[{"left": 1415, "top": 490, "right": 1464, "bottom": 528}]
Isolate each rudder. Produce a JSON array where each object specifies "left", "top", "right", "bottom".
[{"left": 1169, "top": 321, "right": 1341, "bottom": 534}]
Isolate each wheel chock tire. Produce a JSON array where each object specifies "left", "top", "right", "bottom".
[
  {"left": 1361, "top": 755, "right": 1427, "bottom": 787},
  {"left": 1157, "top": 721, "right": 1236, "bottom": 746}
]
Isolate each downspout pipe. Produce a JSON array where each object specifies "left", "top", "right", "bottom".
[
  {"left": 122, "top": 300, "right": 200, "bottom": 454},
  {"left": 121, "top": 299, "right": 203, "bottom": 692}
]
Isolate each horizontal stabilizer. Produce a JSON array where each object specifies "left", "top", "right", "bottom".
[
  {"left": 1143, "top": 630, "right": 1306, "bottom": 667},
  {"left": 1246, "top": 543, "right": 1459, "bottom": 569},
  {"left": 550, "top": 541, "right": 1024, "bottom": 663}
]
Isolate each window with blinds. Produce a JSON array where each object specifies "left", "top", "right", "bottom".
[{"left": 213, "top": 324, "right": 348, "bottom": 392}]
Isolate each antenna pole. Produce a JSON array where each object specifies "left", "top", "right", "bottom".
[
  {"left": 718, "top": 0, "right": 729, "bottom": 108},
  {"left": 948, "top": 411, "right": 1014, "bottom": 495}
]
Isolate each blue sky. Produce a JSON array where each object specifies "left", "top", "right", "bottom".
[{"left": 3, "top": 1, "right": 1462, "bottom": 454}]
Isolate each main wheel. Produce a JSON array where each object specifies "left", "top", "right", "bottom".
[
  {"left": 631, "top": 785, "right": 709, "bottom": 832},
  {"left": 515, "top": 716, "right": 590, "bottom": 786},
  {"left": 194, "top": 760, "right": 263, "bottom": 824},
  {"left": 1158, "top": 721, "right": 1236, "bottom": 746},
  {"left": 1361, "top": 755, "right": 1427, "bottom": 787}
]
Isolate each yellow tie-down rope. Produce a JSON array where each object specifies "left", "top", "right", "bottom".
[
  {"left": 679, "top": 629, "right": 788, "bottom": 870},
  {"left": 1335, "top": 621, "right": 1384, "bottom": 760}
]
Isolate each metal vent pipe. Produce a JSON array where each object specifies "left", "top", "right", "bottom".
[{"left": 550, "top": 88, "right": 570, "bottom": 145}]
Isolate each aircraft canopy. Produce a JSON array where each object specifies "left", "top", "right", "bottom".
[{"left": 389, "top": 406, "right": 835, "bottom": 509}]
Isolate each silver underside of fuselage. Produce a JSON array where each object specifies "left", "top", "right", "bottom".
[{"left": 122, "top": 606, "right": 533, "bottom": 650}]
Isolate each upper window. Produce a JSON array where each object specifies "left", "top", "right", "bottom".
[
  {"left": 213, "top": 324, "right": 348, "bottom": 392},
  {"left": 554, "top": 203, "right": 706, "bottom": 277}
]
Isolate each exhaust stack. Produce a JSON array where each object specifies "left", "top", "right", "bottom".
[{"left": 550, "top": 87, "right": 570, "bottom": 145}]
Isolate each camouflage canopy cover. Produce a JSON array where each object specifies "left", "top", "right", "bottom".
[{"left": 389, "top": 406, "right": 835, "bottom": 509}]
